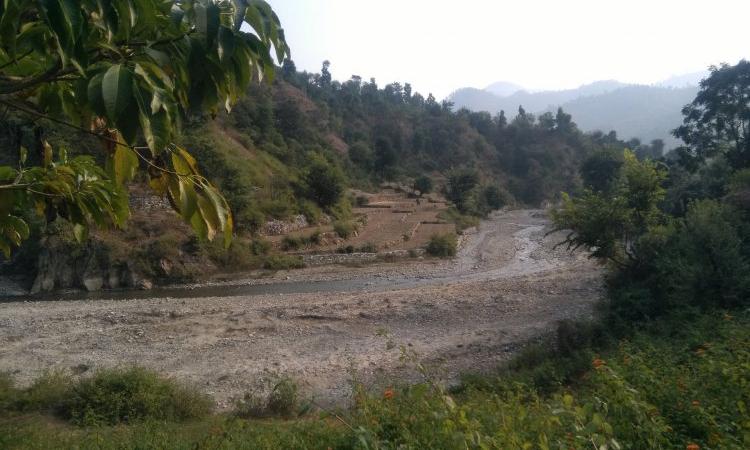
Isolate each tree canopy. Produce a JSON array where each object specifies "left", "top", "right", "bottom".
[
  {"left": 673, "top": 60, "right": 750, "bottom": 170},
  {"left": 0, "top": 0, "right": 289, "bottom": 255}
]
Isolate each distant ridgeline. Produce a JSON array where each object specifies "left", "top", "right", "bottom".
[{"left": 448, "top": 78, "right": 703, "bottom": 150}]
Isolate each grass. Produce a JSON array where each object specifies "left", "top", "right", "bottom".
[{"left": 1, "top": 313, "right": 748, "bottom": 448}]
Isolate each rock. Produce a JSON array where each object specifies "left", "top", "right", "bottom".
[
  {"left": 159, "top": 258, "right": 173, "bottom": 276},
  {"left": 83, "top": 274, "right": 104, "bottom": 292},
  {"left": 138, "top": 279, "right": 153, "bottom": 290}
]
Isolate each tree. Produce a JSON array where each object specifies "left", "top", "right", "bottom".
[
  {"left": 552, "top": 151, "right": 667, "bottom": 266},
  {"left": 374, "top": 137, "right": 397, "bottom": 175},
  {"left": 318, "top": 60, "right": 332, "bottom": 87},
  {"left": 413, "top": 176, "right": 433, "bottom": 196},
  {"left": 302, "top": 155, "right": 345, "bottom": 209},
  {"left": 0, "top": 0, "right": 289, "bottom": 255},
  {"left": 445, "top": 168, "right": 479, "bottom": 213},
  {"left": 674, "top": 60, "right": 750, "bottom": 170}
]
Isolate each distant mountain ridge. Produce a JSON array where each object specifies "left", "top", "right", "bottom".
[{"left": 449, "top": 75, "right": 705, "bottom": 148}]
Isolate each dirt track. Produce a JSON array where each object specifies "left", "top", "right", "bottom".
[{"left": 0, "top": 210, "right": 603, "bottom": 408}]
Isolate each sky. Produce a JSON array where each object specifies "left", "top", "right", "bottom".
[{"left": 269, "top": 0, "right": 750, "bottom": 99}]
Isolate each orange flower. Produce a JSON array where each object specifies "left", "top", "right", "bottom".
[
  {"left": 384, "top": 388, "right": 395, "bottom": 400},
  {"left": 592, "top": 358, "right": 605, "bottom": 369},
  {"left": 686, "top": 443, "right": 699, "bottom": 450}
]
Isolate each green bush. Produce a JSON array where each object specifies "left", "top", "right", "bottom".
[
  {"left": 413, "top": 176, "right": 433, "bottom": 196},
  {"left": 333, "top": 220, "right": 356, "bottom": 239},
  {"left": 439, "top": 207, "right": 480, "bottom": 233},
  {"left": 15, "top": 371, "right": 72, "bottom": 414},
  {"left": 234, "top": 377, "right": 300, "bottom": 419},
  {"left": 62, "top": 367, "right": 212, "bottom": 425},
  {"left": 263, "top": 255, "right": 305, "bottom": 270},
  {"left": 250, "top": 238, "right": 271, "bottom": 256},
  {"left": 203, "top": 240, "right": 261, "bottom": 271},
  {"left": 358, "top": 242, "right": 377, "bottom": 253},
  {"left": 281, "top": 236, "right": 303, "bottom": 251},
  {"left": 425, "top": 233, "right": 457, "bottom": 257},
  {"left": 302, "top": 154, "right": 346, "bottom": 209}
]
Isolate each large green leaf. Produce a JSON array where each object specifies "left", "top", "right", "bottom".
[
  {"left": 111, "top": 145, "right": 139, "bottom": 185},
  {"left": 101, "top": 64, "right": 133, "bottom": 125}
]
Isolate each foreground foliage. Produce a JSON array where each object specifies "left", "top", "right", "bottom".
[
  {"left": 0, "top": 0, "right": 289, "bottom": 252},
  {"left": 1, "top": 312, "right": 748, "bottom": 448}
]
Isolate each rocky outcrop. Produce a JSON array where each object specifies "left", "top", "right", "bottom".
[
  {"left": 262, "top": 215, "right": 310, "bottom": 236},
  {"left": 30, "top": 238, "right": 151, "bottom": 294}
]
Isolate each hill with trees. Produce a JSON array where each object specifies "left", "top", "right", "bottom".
[{"left": 449, "top": 80, "right": 699, "bottom": 148}]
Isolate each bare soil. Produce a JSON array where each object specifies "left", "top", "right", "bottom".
[{"left": 0, "top": 209, "right": 603, "bottom": 408}]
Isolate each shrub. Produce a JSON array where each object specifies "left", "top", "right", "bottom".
[
  {"left": 337, "top": 245, "right": 355, "bottom": 254},
  {"left": 358, "top": 242, "right": 377, "bottom": 253},
  {"left": 16, "top": 371, "right": 72, "bottom": 414},
  {"left": 355, "top": 195, "right": 369, "bottom": 207},
  {"left": 413, "top": 176, "right": 433, "bottom": 196},
  {"left": 263, "top": 255, "right": 305, "bottom": 270},
  {"left": 333, "top": 220, "right": 356, "bottom": 239},
  {"left": 250, "top": 238, "right": 271, "bottom": 256},
  {"left": 302, "top": 155, "right": 346, "bottom": 209},
  {"left": 62, "top": 367, "right": 212, "bottom": 425},
  {"left": 204, "top": 240, "right": 261, "bottom": 271},
  {"left": 298, "top": 199, "right": 322, "bottom": 224},
  {"left": 234, "top": 377, "right": 300, "bottom": 419},
  {"left": 439, "top": 208, "right": 480, "bottom": 233},
  {"left": 266, "top": 378, "right": 299, "bottom": 417},
  {"left": 425, "top": 233, "right": 457, "bottom": 257},
  {"left": 281, "top": 236, "right": 303, "bottom": 251}
]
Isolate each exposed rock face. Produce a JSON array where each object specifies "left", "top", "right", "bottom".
[
  {"left": 30, "top": 238, "right": 151, "bottom": 294},
  {"left": 262, "top": 215, "right": 309, "bottom": 236}
]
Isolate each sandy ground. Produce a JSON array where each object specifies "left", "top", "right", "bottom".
[{"left": 0, "top": 210, "right": 603, "bottom": 408}]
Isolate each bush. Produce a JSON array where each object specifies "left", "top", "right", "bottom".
[
  {"left": 16, "top": 371, "right": 72, "bottom": 414},
  {"left": 333, "top": 220, "right": 356, "bottom": 239},
  {"left": 281, "top": 236, "right": 302, "bottom": 251},
  {"left": 203, "top": 240, "right": 261, "bottom": 271},
  {"left": 302, "top": 155, "right": 346, "bottom": 209},
  {"left": 413, "top": 176, "right": 433, "bottom": 196},
  {"left": 358, "top": 242, "right": 377, "bottom": 253},
  {"left": 250, "top": 238, "right": 271, "bottom": 256},
  {"left": 425, "top": 233, "right": 457, "bottom": 257},
  {"left": 63, "top": 367, "right": 212, "bottom": 425},
  {"left": 266, "top": 378, "right": 299, "bottom": 417},
  {"left": 263, "top": 255, "right": 305, "bottom": 270},
  {"left": 234, "top": 376, "right": 300, "bottom": 419},
  {"left": 439, "top": 207, "right": 480, "bottom": 233}
]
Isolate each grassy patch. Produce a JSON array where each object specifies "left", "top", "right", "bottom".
[{"left": 262, "top": 255, "right": 305, "bottom": 270}]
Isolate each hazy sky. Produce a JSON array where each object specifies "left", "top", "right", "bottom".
[{"left": 270, "top": 0, "right": 750, "bottom": 99}]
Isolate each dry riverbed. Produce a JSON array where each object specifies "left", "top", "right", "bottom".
[{"left": 0, "top": 210, "right": 603, "bottom": 408}]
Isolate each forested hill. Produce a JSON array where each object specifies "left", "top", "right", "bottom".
[
  {"left": 180, "top": 61, "right": 637, "bottom": 230},
  {"left": 449, "top": 82, "right": 697, "bottom": 148}
]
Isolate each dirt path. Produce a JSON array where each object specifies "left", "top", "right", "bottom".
[{"left": 0, "top": 210, "right": 603, "bottom": 408}]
